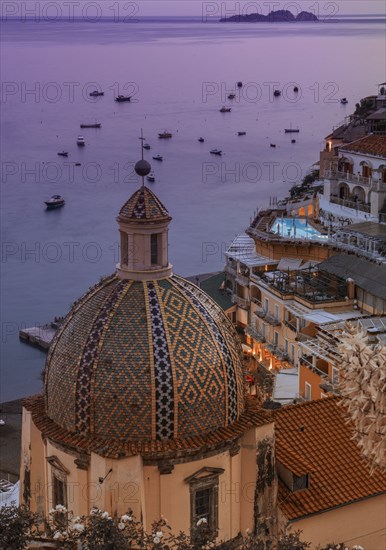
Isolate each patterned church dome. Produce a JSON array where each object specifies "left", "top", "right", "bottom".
[{"left": 44, "top": 273, "right": 246, "bottom": 442}]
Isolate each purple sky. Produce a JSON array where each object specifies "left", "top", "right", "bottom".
[{"left": 9, "top": 1, "right": 384, "bottom": 18}]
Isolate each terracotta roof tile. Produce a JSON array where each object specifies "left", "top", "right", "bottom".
[
  {"left": 339, "top": 134, "right": 386, "bottom": 157},
  {"left": 275, "top": 397, "right": 386, "bottom": 520},
  {"left": 23, "top": 394, "right": 272, "bottom": 460}
]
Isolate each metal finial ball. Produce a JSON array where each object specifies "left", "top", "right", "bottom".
[{"left": 135, "top": 159, "right": 151, "bottom": 177}]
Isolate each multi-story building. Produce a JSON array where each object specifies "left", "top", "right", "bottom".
[
  {"left": 319, "top": 134, "right": 386, "bottom": 224},
  {"left": 298, "top": 316, "right": 386, "bottom": 401}
]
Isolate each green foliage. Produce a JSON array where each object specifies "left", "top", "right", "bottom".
[
  {"left": 0, "top": 503, "right": 39, "bottom": 550},
  {"left": 0, "top": 505, "right": 366, "bottom": 550}
]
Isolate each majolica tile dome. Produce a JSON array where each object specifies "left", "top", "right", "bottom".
[{"left": 44, "top": 186, "right": 245, "bottom": 442}]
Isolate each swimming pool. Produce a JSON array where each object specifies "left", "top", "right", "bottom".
[{"left": 273, "top": 218, "right": 328, "bottom": 241}]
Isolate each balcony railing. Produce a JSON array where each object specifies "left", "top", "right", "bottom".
[
  {"left": 325, "top": 170, "right": 375, "bottom": 187},
  {"left": 232, "top": 295, "right": 249, "bottom": 309},
  {"left": 284, "top": 319, "right": 297, "bottom": 332},
  {"left": 225, "top": 264, "right": 237, "bottom": 276},
  {"left": 236, "top": 274, "right": 249, "bottom": 287},
  {"left": 330, "top": 195, "right": 371, "bottom": 213},
  {"left": 245, "top": 324, "right": 265, "bottom": 342},
  {"left": 265, "top": 314, "right": 281, "bottom": 326}
]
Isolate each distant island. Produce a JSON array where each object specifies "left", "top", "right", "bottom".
[{"left": 220, "top": 10, "right": 318, "bottom": 23}]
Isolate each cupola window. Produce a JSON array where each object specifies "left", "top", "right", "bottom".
[{"left": 151, "top": 233, "right": 159, "bottom": 265}]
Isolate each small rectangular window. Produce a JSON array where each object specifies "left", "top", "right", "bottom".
[
  {"left": 274, "top": 331, "right": 279, "bottom": 346},
  {"left": 262, "top": 323, "right": 266, "bottom": 338},
  {"left": 284, "top": 339, "right": 288, "bottom": 354},
  {"left": 274, "top": 305, "right": 279, "bottom": 321},
  {"left": 305, "top": 382, "right": 311, "bottom": 401},
  {"left": 195, "top": 488, "right": 211, "bottom": 523},
  {"left": 151, "top": 234, "right": 159, "bottom": 265},
  {"left": 332, "top": 367, "right": 340, "bottom": 385},
  {"left": 53, "top": 475, "right": 67, "bottom": 508},
  {"left": 264, "top": 298, "right": 269, "bottom": 312}
]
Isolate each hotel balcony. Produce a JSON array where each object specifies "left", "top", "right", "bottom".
[
  {"left": 245, "top": 323, "right": 265, "bottom": 343},
  {"left": 236, "top": 273, "right": 250, "bottom": 287},
  {"left": 325, "top": 170, "right": 375, "bottom": 188},
  {"left": 329, "top": 195, "right": 370, "bottom": 213},
  {"left": 225, "top": 264, "right": 237, "bottom": 277},
  {"left": 231, "top": 295, "right": 249, "bottom": 309},
  {"left": 265, "top": 314, "right": 281, "bottom": 327}
]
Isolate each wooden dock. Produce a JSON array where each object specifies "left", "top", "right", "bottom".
[{"left": 19, "top": 323, "right": 58, "bottom": 351}]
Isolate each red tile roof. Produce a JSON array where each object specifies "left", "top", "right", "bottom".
[
  {"left": 23, "top": 394, "right": 272, "bottom": 460},
  {"left": 275, "top": 397, "right": 386, "bottom": 521},
  {"left": 339, "top": 134, "right": 386, "bottom": 158}
]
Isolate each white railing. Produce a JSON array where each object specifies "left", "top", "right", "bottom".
[
  {"left": 325, "top": 170, "right": 374, "bottom": 187},
  {"left": 232, "top": 295, "right": 249, "bottom": 309}
]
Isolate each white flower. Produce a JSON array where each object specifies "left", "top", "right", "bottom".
[
  {"left": 90, "top": 507, "right": 99, "bottom": 515},
  {"left": 196, "top": 518, "right": 207, "bottom": 527},
  {"left": 53, "top": 531, "right": 62, "bottom": 540},
  {"left": 118, "top": 522, "right": 125, "bottom": 530},
  {"left": 73, "top": 523, "right": 84, "bottom": 532},
  {"left": 156, "top": 531, "right": 163, "bottom": 538},
  {"left": 55, "top": 504, "right": 67, "bottom": 513},
  {"left": 121, "top": 514, "right": 130, "bottom": 522},
  {"left": 101, "top": 511, "right": 109, "bottom": 519},
  {"left": 49, "top": 508, "right": 55, "bottom": 514},
  {"left": 153, "top": 536, "right": 161, "bottom": 544}
]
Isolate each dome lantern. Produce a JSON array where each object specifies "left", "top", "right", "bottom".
[{"left": 116, "top": 145, "right": 173, "bottom": 280}]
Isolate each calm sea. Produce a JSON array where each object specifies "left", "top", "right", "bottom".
[{"left": 1, "top": 16, "right": 385, "bottom": 401}]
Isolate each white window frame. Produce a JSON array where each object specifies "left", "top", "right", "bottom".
[
  {"left": 331, "top": 367, "right": 340, "bottom": 385},
  {"left": 304, "top": 382, "right": 312, "bottom": 401},
  {"left": 274, "top": 304, "right": 279, "bottom": 321}
]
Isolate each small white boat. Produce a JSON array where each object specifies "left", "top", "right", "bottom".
[
  {"left": 152, "top": 155, "right": 163, "bottom": 161},
  {"left": 198, "top": 137, "right": 205, "bottom": 143},
  {"left": 45, "top": 195, "right": 65, "bottom": 210},
  {"left": 340, "top": 97, "right": 348, "bottom": 104},
  {"left": 210, "top": 149, "right": 222, "bottom": 155},
  {"left": 219, "top": 106, "right": 231, "bottom": 113},
  {"left": 143, "top": 143, "right": 151, "bottom": 150},
  {"left": 147, "top": 172, "right": 155, "bottom": 182},
  {"left": 77, "top": 136, "right": 85, "bottom": 146}
]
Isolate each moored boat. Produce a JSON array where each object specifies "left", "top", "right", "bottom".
[
  {"left": 45, "top": 195, "right": 65, "bottom": 210},
  {"left": 228, "top": 93, "right": 236, "bottom": 99},
  {"left": 273, "top": 90, "right": 281, "bottom": 97},
  {"left": 210, "top": 149, "right": 222, "bottom": 155},
  {"left": 115, "top": 95, "right": 131, "bottom": 102},
  {"left": 158, "top": 132, "right": 172, "bottom": 139},
  {"left": 80, "top": 123, "right": 101, "bottom": 128},
  {"left": 57, "top": 151, "right": 68, "bottom": 157},
  {"left": 143, "top": 143, "right": 151, "bottom": 150},
  {"left": 340, "top": 97, "right": 348, "bottom": 104},
  {"left": 237, "top": 131, "right": 246, "bottom": 136},
  {"left": 198, "top": 137, "right": 205, "bottom": 143},
  {"left": 89, "top": 90, "right": 104, "bottom": 97},
  {"left": 77, "top": 136, "right": 85, "bottom": 146},
  {"left": 219, "top": 106, "right": 231, "bottom": 112},
  {"left": 152, "top": 155, "right": 163, "bottom": 161},
  {"left": 147, "top": 172, "right": 155, "bottom": 182},
  {"left": 284, "top": 128, "right": 299, "bottom": 133}
]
